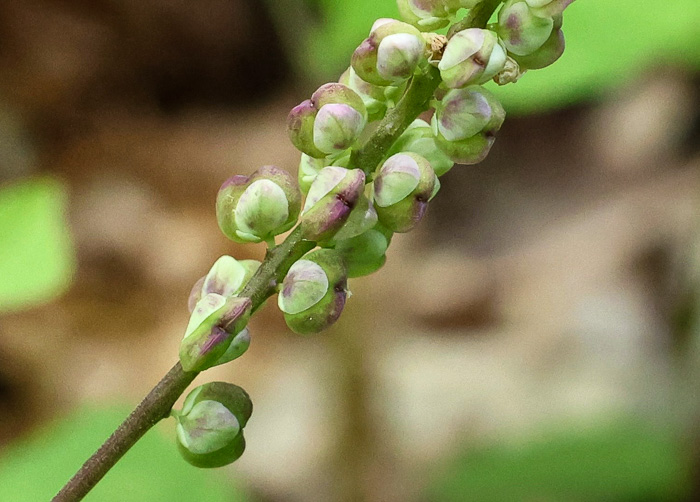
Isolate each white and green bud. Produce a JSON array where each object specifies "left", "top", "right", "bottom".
[
  {"left": 388, "top": 119, "right": 455, "bottom": 176},
  {"left": 300, "top": 166, "right": 366, "bottom": 242},
  {"left": 326, "top": 188, "right": 378, "bottom": 243},
  {"left": 188, "top": 256, "right": 260, "bottom": 312},
  {"left": 439, "top": 28, "right": 507, "bottom": 88},
  {"left": 373, "top": 152, "right": 436, "bottom": 233},
  {"left": 278, "top": 249, "right": 348, "bottom": 335},
  {"left": 179, "top": 294, "right": 252, "bottom": 372},
  {"left": 175, "top": 382, "right": 252, "bottom": 468},
  {"left": 287, "top": 83, "right": 368, "bottom": 158},
  {"left": 298, "top": 151, "right": 351, "bottom": 195},
  {"left": 432, "top": 85, "right": 505, "bottom": 164},
  {"left": 352, "top": 19, "right": 426, "bottom": 87},
  {"left": 496, "top": 0, "right": 565, "bottom": 57},
  {"left": 333, "top": 222, "right": 393, "bottom": 278},
  {"left": 216, "top": 165, "right": 301, "bottom": 244},
  {"left": 396, "top": 0, "right": 460, "bottom": 32},
  {"left": 510, "top": 19, "right": 565, "bottom": 70}
]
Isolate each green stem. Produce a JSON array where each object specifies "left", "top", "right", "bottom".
[{"left": 53, "top": 4, "right": 504, "bottom": 499}]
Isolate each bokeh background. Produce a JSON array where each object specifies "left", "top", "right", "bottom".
[{"left": 0, "top": 1, "right": 699, "bottom": 500}]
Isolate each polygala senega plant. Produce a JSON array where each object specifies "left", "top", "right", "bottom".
[{"left": 53, "top": 1, "right": 576, "bottom": 499}]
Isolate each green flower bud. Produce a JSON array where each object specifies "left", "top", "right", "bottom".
[
  {"left": 373, "top": 152, "right": 436, "bottom": 233},
  {"left": 511, "top": 23, "right": 564, "bottom": 70},
  {"left": 287, "top": 83, "right": 368, "bottom": 158},
  {"left": 439, "top": 29, "right": 507, "bottom": 88},
  {"left": 298, "top": 150, "right": 351, "bottom": 195},
  {"left": 388, "top": 119, "right": 455, "bottom": 176},
  {"left": 175, "top": 382, "right": 252, "bottom": 468},
  {"left": 496, "top": 0, "right": 555, "bottom": 56},
  {"left": 333, "top": 222, "right": 393, "bottom": 278},
  {"left": 179, "top": 294, "right": 252, "bottom": 372},
  {"left": 216, "top": 165, "right": 301, "bottom": 244},
  {"left": 396, "top": 0, "right": 459, "bottom": 32},
  {"left": 188, "top": 256, "right": 260, "bottom": 312},
  {"left": 339, "top": 66, "right": 395, "bottom": 122},
  {"left": 432, "top": 85, "right": 505, "bottom": 164},
  {"left": 352, "top": 19, "right": 426, "bottom": 87},
  {"left": 278, "top": 249, "right": 348, "bottom": 335},
  {"left": 300, "top": 166, "right": 366, "bottom": 242}
]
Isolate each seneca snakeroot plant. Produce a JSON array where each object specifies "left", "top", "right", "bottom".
[{"left": 54, "top": 1, "right": 575, "bottom": 499}]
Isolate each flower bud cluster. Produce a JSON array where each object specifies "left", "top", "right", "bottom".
[
  {"left": 175, "top": 382, "right": 252, "bottom": 468},
  {"left": 173, "top": 0, "right": 576, "bottom": 469}
]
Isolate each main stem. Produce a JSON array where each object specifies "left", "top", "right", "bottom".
[{"left": 53, "top": 4, "right": 501, "bottom": 500}]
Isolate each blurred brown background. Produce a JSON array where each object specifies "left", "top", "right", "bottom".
[{"left": 0, "top": 1, "right": 699, "bottom": 501}]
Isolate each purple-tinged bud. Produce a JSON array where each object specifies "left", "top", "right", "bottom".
[
  {"left": 439, "top": 29, "right": 507, "bottom": 88},
  {"left": 298, "top": 151, "right": 351, "bottom": 195},
  {"left": 396, "top": 0, "right": 459, "bottom": 32},
  {"left": 373, "top": 152, "right": 436, "bottom": 233},
  {"left": 333, "top": 222, "right": 393, "bottom": 278},
  {"left": 287, "top": 83, "right": 368, "bottom": 158},
  {"left": 388, "top": 119, "right": 455, "bottom": 176},
  {"left": 216, "top": 165, "right": 301, "bottom": 244},
  {"left": 179, "top": 295, "right": 252, "bottom": 372},
  {"left": 352, "top": 20, "right": 426, "bottom": 87},
  {"left": 432, "top": 85, "right": 505, "bottom": 164},
  {"left": 188, "top": 256, "right": 261, "bottom": 312},
  {"left": 175, "top": 382, "right": 252, "bottom": 468},
  {"left": 325, "top": 189, "right": 378, "bottom": 243},
  {"left": 496, "top": 0, "right": 555, "bottom": 56},
  {"left": 511, "top": 23, "right": 565, "bottom": 70},
  {"left": 278, "top": 248, "right": 348, "bottom": 335},
  {"left": 300, "top": 166, "right": 366, "bottom": 242}
]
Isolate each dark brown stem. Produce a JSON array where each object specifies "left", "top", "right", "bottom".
[{"left": 52, "top": 363, "right": 198, "bottom": 502}]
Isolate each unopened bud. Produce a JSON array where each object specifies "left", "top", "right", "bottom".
[
  {"left": 333, "top": 222, "right": 393, "bottom": 278},
  {"left": 525, "top": 0, "right": 574, "bottom": 17},
  {"left": 373, "top": 152, "right": 436, "bottom": 233},
  {"left": 496, "top": 0, "right": 555, "bottom": 56},
  {"left": 396, "top": 0, "right": 459, "bottom": 31},
  {"left": 287, "top": 83, "right": 367, "bottom": 158},
  {"left": 432, "top": 85, "right": 505, "bottom": 164},
  {"left": 188, "top": 256, "right": 260, "bottom": 312},
  {"left": 511, "top": 23, "right": 564, "bottom": 70},
  {"left": 388, "top": 119, "right": 455, "bottom": 176},
  {"left": 300, "top": 166, "right": 366, "bottom": 242},
  {"left": 216, "top": 165, "right": 301, "bottom": 244},
  {"left": 327, "top": 189, "right": 378, "bottom": 243},
  {"left": 439, "top": 28, "right": 507, "bottom": 88},
  {"left": 352, "top": 20, "right": 426, "bottom": 87},
  {"left": 179, "top": 295, "right": 252, "bottom": 372},
  {"left": 278, "top": 249, "right": 348, "bottom": 335},
  {"left": 175, "top": 382, "right": 252, "bottom": 468},
  {"left": 339, "top": 66, "right": 397, "bottom": 122}
]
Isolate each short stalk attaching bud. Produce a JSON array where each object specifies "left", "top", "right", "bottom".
[
  {"left": 352, "top": 19, "right": 426, "bottom": 87},
  {"left": 278, "top": 248, "right": 348, "bottom": 335},
  {"left": 439, "top": 28, "right": 507, "bottom": 88},
  {"left": 300, "top": 166, "right": 366, "bottom": 242},
  {"left": 216, "top": 165, "right": 301, "bottom": 244},
  {"left": 373, "top": 152, "right": 437, "bottom": 233},
  {"left": 288, "top": 83, "right": 368, "bottom": 159},
  {"left": 175, "top": 382, "right": 252, "bottom": 468},
  {"left": 432, "top": 85, "right": 505, "bottom": 164}
]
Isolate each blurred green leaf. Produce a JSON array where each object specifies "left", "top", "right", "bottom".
[
  {"left": 429, "top": 417, "right": 692, "bottom": 501},
  {"left": 0, "top": 405, "right": 247, "bottom": 501},
  {"left": 0, "top": 177, "right": 75, "bottom": 312},
  {"left": 278, "top": 0, "right": 700, "bottom": 113}
]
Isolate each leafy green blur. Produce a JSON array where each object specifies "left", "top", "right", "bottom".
[
  {"left": 0, "top": 406, "right": 247, "bottom": 501},
  {"left": 0, "top": 178, "right": 75, "bottom": 313}
]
